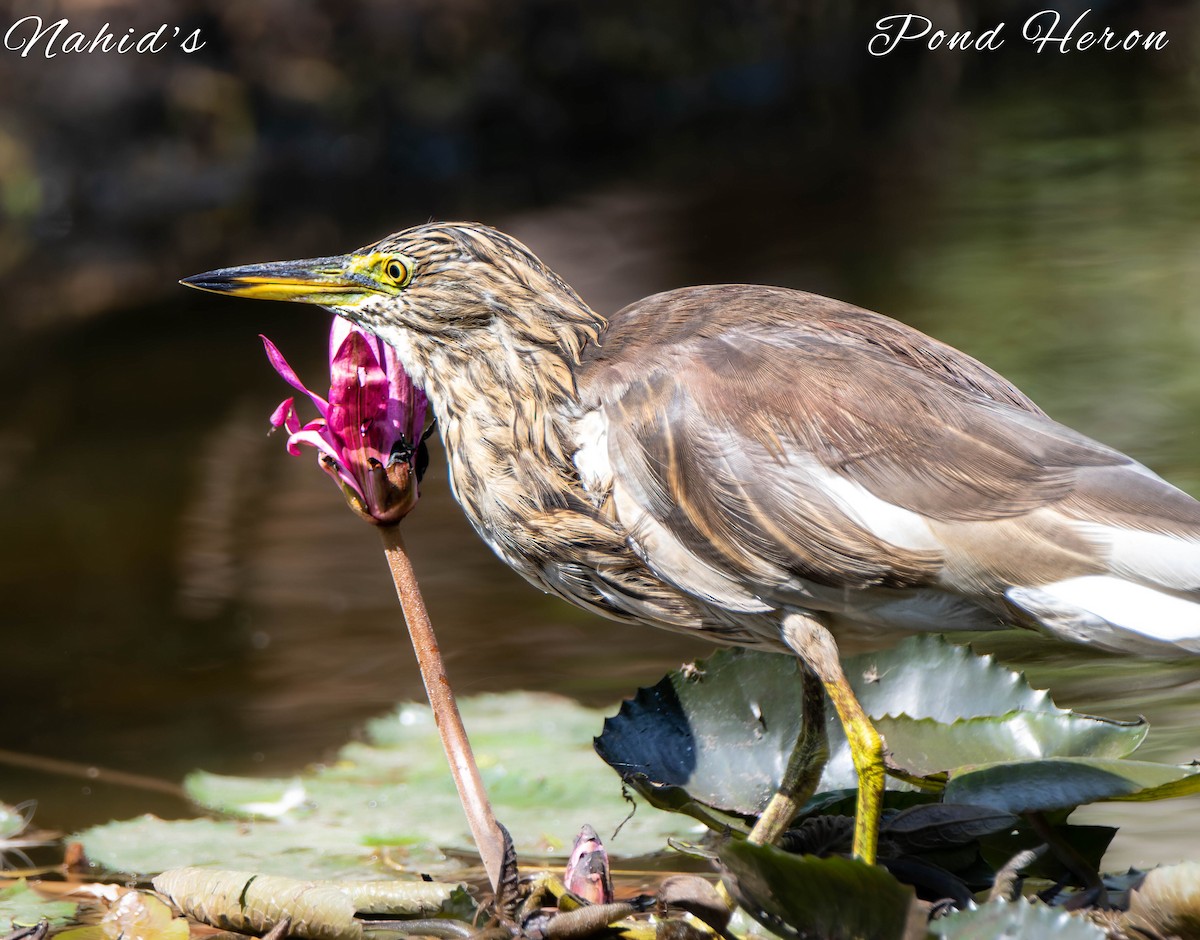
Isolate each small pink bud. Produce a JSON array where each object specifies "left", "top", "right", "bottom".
[{"left": 564, "top": 824, "right": 613, "bottom": 905}]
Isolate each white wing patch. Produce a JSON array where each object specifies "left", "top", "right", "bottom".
[
  {"left": 1007, "top": 575, "right": 1200, "bottom": 654},
  {"left": 799, "top": 456, "right": 943, "bottom": 553},
  {"left": 1073, "top": 521, "right": 1200, "bottom": 592}
]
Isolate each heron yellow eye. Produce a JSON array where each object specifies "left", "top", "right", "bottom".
[{"left": 384, "top": 257, "right": 412, "bottom": 287}]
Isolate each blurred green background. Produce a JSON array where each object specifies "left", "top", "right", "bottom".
[{"left": 2, "top": 0, "right": 1200, "bottom": 866}]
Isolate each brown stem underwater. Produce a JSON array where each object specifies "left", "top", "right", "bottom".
[{"left": 378, "top": 524, "right": 508, "bottom": 894}]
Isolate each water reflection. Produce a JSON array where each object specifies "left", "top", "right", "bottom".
[{"left": 3, "top": 69, "right": 1200, "bottom": 869}]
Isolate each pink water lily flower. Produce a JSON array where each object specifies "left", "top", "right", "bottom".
[{"left": 262, "top": 319, "right": 429, "bottom": 525}]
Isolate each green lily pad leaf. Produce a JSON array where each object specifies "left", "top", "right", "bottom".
[
  {"left": 0, "top": 878, "right": 78, "bottom": 931},
  {"left": 53, "top": 928, "right": 107, "bottom": 940},
  {"left": 883, "top": 804, "right": 1017, "bottom": 853},
  {"left": 152, "top": 867, "right": 467, "bottom": 939},
  {"left": 80, "top": 814, "right": 394, "bottom": 880},
  {"left": 595, "top": 637, "right": 1138, "bottom": 818},
  {"left": 877, "top": 710, "right": 1146, "bottom": 778},
  {"left": 828, "top": 639, "right": 1145, "bottom": 792},
  {"left": 719, "top": 840, "right": 922, "bottom": 940},
  {"left": 799, "top": 788, "right": 938, "bottom": 820},
  {"left": 185, "top": 774, "right": 309, "bottom": 818},
  {"left": 847, "top": 636, "right": 1059, "bottom": 721},
  {"left": 930, "top": 899, "right": 1106, "bottom": 939},
  {"left": 79, "top": 693, "right": 701, "bottom": 879},
  {"left": 154, "top": 868, "right": 361, "bottom": 940},
  {"left": 784, "top": 803, "right": 1018, "bottom": 863},
  {"left": 595, "top": 652, "right": 807, "bottom": 818},
  {"left": 944, "top": 757, "right": 1200, "bottom": 814}
]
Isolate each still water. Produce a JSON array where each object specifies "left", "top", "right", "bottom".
[{"left": 3, "top": 83, "right": 1200, "bottom": 870}]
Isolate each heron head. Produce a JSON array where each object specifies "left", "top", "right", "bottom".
[{"left": 182, "top": 222, "right": 602, "bottom": 387}]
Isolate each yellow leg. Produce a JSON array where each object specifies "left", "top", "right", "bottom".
[
  {"left": 747, "top": 665, "right": 829, "bottom": 845},
  {"left": 780, "top": 613, "right": 884, "bottom": 865}
]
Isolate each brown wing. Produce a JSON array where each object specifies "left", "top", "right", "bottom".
[
  {"left": 577, "top": 285, "right": 1200, "bottom": 606},
  {"left": 583, "top": 285, "right": 1047, "bottom": 415}
]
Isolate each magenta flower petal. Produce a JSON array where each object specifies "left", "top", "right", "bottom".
[
  {"left": 328, "top": 330, "right": 389, "bottom": 469},
  {"left": 261, "top": 335, "right": 329, "bottom": 418},
  {"left": 382, "top": 342, "right": 428, "bottom": 447},
  {"left": 262, "top": 318, "right": 428, "bottom": 525},
  {"left": 283, "top": 425, "right": 333, "bottom": 458},
  {"left": 269, "top": 398, "right": 302, "bottom": 434}
]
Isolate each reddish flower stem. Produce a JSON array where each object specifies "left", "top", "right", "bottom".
[{"left": 378, "top": 524, "right": 507, "bottom": 893}]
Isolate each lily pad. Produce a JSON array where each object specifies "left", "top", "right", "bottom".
[
  {"left": 848, "top": 637, "right": 1059, "bottom": 721},
  {"left": 882, "top": 804, "right": 1018, "bottom": 853},
  {"left": 153, "top": 866, "right": 464, "bottom": 920},
  {"left": 877, "top": 711, "right": 1145, "bottom": 778},
  {"left": 79, "top": 815, "right": 393, "bottom": 881},
  {"left": 944, "top": 757, "right": 1200, "bottom": 814},
  {"left": 156, "top": 868, "right": 361, "bottom": 940},
  {"left": 930, "top": 899, "right": 1107, "bottom": 939},
  {"left": 595, "top": 637, "right": 1143, "bottom": 817},
  {"left": 719, "top": 840, "right": 922, "bottom": 940},
  {"left": 595, "top": 654, "right": 805, "bottom": 819},
  {"left": 78, "top": 693, "right": 701, "bottom": 879},
  {"left": 0, "top": 879, "right": 78, "bottom": 931}
]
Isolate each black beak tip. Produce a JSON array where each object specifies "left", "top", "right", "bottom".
[{"left": 180, "top": 270, "right": 234, "bottom": 293}]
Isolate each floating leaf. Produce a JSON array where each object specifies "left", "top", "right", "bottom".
[
  {"left": 185, "top": 775, "right": 308, "bottom": 819},
  {"left": 154, "top": 866, "right": 465, "bottom": 924},
  {"left": 338, "top": 878, "right": 465, "bottom": 916},
  {"left": 0, "top": 879, "right": 78, "bottom": 931},
  {"left": 595, "top": 654, "right": 805, "bottom": 818},
  {"left": 80, "top": 815, "right": 390, "bottom": 881},
  {"left": 79, "top": 693, "right": 698, "bottom": 878},
  {"left": 595, "top": 637, "right": 1140, "bottom": 818},
  {"left": 930, "top": 899, "right": 1106, "bottom": 939},
  {"left": 877, "top": 711, "right": 1145, "bottom": 778},
  {"left": 719, "top": 840, "right": 923, "bottom": 940},
  {"left": 799, "top": 788, "right": 937, "bottom": 820},
  {"left": 847, "top": 637, "right": 1059, "bottom": 721},
  {"left": 828, "top": 639, "right": 1144, "bottom": 792},
  {"left": 154, "top": 868, "right": 362, "bottom": 940},
  {"left": 883, "top": 804, "right": 1017, "bottom": 853},
  {"left": 944, "top": 757, "right": 1200, "bottom": 814}
]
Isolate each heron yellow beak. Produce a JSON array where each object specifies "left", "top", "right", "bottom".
[{"left": 181, "top": 255, "right": 379, "bottom": 305}]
